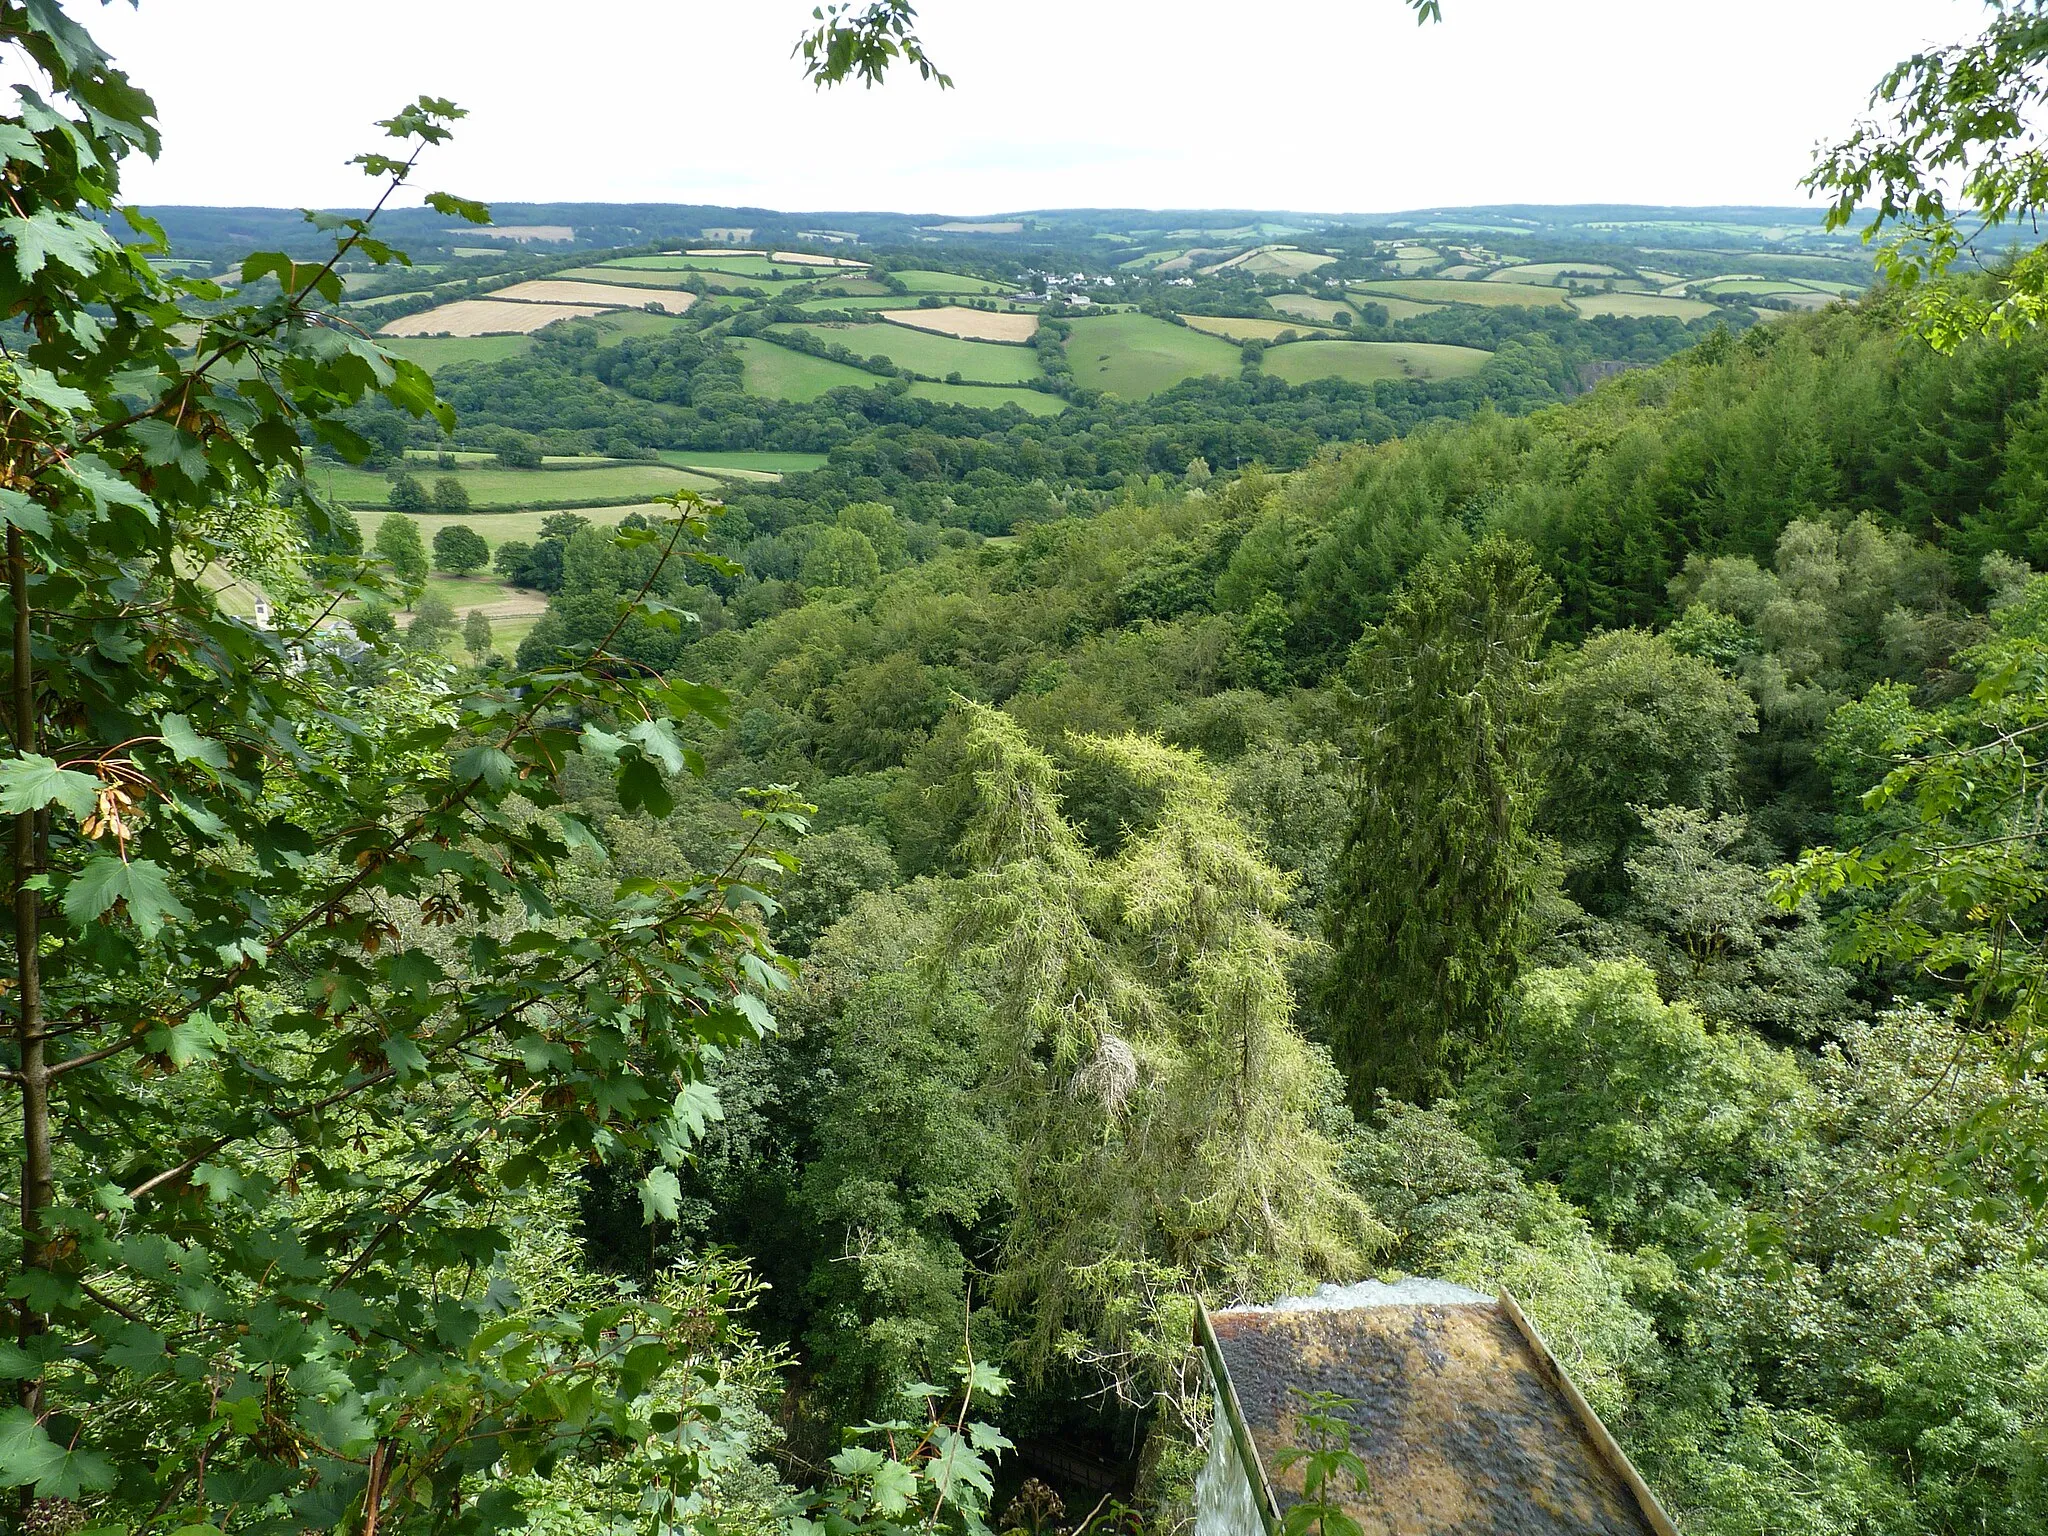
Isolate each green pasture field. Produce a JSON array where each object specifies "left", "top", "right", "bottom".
[
  {"left": 655, "top": 450, "right": 833, "bottom": 476},
  {"left": 1566, "top": 293, "right": 1721, "bottom": 322},
  {"left": 1489, "top": 261, "right": 1627, "bottom": 283},
  {"left": 1260, "top": 340, "right": 1490, "bottom": 387},
  {"left": 557, "top": 266, "right": 699, "bottom": 288},
  {"left": 602, "top": 254, "right": 823, "bottom": 281},
  {"left": 1267, "top": 295, "right": 1356, "bottom": 324},
  {"left": 1392, "top": 245, "right": 1439, "bottom": 259},
  {"left": 1350, "top": 294, "right": 1445, "bottom": 322},
  {"left": 891, "top": 270, "right": 1008, "bottom": 294},
  {"left": 1232, "top": 248, "right": 1333, "bottom": 278},
  {"left": 908, "top": 381, "right": 1067, "bottom": 415},
  {"left": 1351, "top": 280, "right": 1571, "bottom": 310},
  {"left": 550, "top": 309, "right": 687, "bottom": 342},
  {"left": 380, "top": 334, "right": 534, "bottom": 370},
  {"left": 768, "top": 323, "right": 1045, "bottom": 385},
  {"left": 1061, "top": 312, "right": 1245, "bottom": 398},
  {"left": 314, "top": 460, "right": 719, "bottom": 510},
  {"left": 794, "top": 294, "right": 939, "bottom": 313},
  {"left": 730, "top": 337, "right": 885, "bottom": 401},
  {"left": 808, "top": 278, "right": 893, "bottom": 296},
  {"left": 1180, "top": 314, "right": 1331, "bottom": 344}
]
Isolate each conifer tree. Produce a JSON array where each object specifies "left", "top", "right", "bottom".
[
  {"left": 943, "top": 705, "right": 1378, "bottom": 1422},
  {"left": 1320, "top": 536, "right": 1556, "bottom": 1109}
]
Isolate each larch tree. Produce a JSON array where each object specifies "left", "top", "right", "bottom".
[{"left": 941, "top": 704, "right": 1379, "bottom": 1425}]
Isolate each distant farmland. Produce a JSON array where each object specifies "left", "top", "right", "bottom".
[
  {"left": 730, "top": 337, "right": 883, "bottom": 401},
  {"left": 490, "top": 279, "right": 695, "bottom": 312},
  {"left": 382, "top": 299, "right": 609, "bottom": 336},
  {"left": 1062, "top": 312, "right": 1244, "bottom": 397},
  {"left": 1260, "top": 340, "right": 1491, "bottom": 386},
  {"left": 1351, "top": 280, "right": 1571, "bottom": 310},
  {"left": 1181, "top": 314, "right": 1332, "bottom": 344},
  {"left": 880, "top": 307, "right": 1040, "bottom": 342},
  {"left": 769, "top": 323, "right": 1045, "bottom": 384}
]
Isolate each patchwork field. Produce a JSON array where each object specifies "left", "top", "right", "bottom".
[
  {"left": 1267, "top": 295, "right": 1358, "bottom": 325},
  {"left": 892, "top": 270, "right": 1009, "bottom": 294},
  {"left": 381, "top": 334, "right": 534, "bottom": 370},
  {"left": 1062, "top": 312, "right": 1244, "bottom": 397},
  {"left": 1350, "top": 295, "right": 1446, "bottom": 322},
  {"left": 1566, "top": 292, "right": 1719, "bottom": 322},
  {"left": 1260, "top": 340, "right": 1491, "bottom": 386},
  {"left": 603, "top": 254, "right": 819, "bottom": 281},
  {"left": 313, "top": 460, "right": 719, "bottom": 510},
  {"left": 769, "top": 323, "right": 1045, "bottom": 384},
  {"left": 880, "top": 307, "right": 1040, "bottom": 342},
  {"left": 908, "top": 381, "right": 1067, "bottom": 414},
  {"left": 730, "top": 337, "right": 884, "bottom": 400},
  {"left": 1205, "top": 245, "right": 1333, "bottom": 278},
  {"left": 1180, "top": 314, "right": 1331, "bottom": 343},
  {"left": 491, "top": 279, "right": 695, "bottom": 312},
  {"left": 556, "top": 266, "right": 701, "bottom": 288},
  {"left": 770, "top": 251, "right": 869, "bottom": 267},
  {"left": 655, "top": 450, "right": 833, "bottom": 477},
  {"left": 1490, "top": 261, "right": 1628, "bottom": 283},
  {"left": 381, "top": 300, "right": 609, "bottom": 336},
  {"left": 1351, "top": 280, "right": 1571, "bottom": 310}
]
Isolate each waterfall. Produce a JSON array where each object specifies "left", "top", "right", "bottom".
[{"left": 1193, "top": 1358, "right": 1267, "bottom": 1536}]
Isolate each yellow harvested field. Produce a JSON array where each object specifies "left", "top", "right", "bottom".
[
  {"left": 491, "top": 280, "right": 696, "bottom": 313},
  {"left": 880, "top": 306, "right": 1040, "bottom": 342},
  {"left": 380, "top": 300, "right": 609, "bottom": 337},
  {"left": 771, "top": 250, "right": 868, "bottom": 267}
]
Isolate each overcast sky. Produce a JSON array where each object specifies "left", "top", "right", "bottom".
[{"left": 82, "top": 0, "right": 1977, "bottom": 216}]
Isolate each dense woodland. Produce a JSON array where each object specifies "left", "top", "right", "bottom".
[
  {"left": 480, "top": 297, "right": 2048, "bottom": 1534},
  {"left": 6, "top": 4, "right": 2048, "bottom": 1536}
]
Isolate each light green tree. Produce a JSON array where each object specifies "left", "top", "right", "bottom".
[
  {"left": 942, "top": 704, "right": 1379, "bottom": 1423},
  {"left": 373, "top": 510, "right": 430, "bottom": 593}
]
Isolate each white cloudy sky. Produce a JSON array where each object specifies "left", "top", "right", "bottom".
[{"left": 83, "top": 0, "right": 1977, "bottom": 215}]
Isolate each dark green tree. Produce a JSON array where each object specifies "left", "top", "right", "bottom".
[
  {"left": 432, "top": 520, "right": 489, "bottom": 574},
  {"left": 431, "top": 473, "right": 471, "bottom": 513},
  {"left": 1320, "top": 535, "right": 1556, "bottom": 1108},
  {"left": 463, "top": 606, "right": 494, "bottom": 661},
  {"left": 387, "top": 469, "right": 427, "bottom": 511}
]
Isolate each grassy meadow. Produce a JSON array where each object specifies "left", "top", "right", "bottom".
[
  {"left": 1180, "top": 314, "right": 1333, "bottom": 344},
  {"left": 907, "top": 381, "right": 1068, "bottom": 414},
  {"left": 381, "top": 334, "right": 535, "bottom": 370},
  {"left": 768, "top": 323, "right": 1045, "bottom": 384},
  {"left": 1062, "top": 312, "right": 1245, "bottom": 397},
  {"left": 1352, "top": 279, "right": 1572, "bottom": 310},
  {"left": 313, "top": 460, "right": 719, "bottom": 510},
  {"left": 730, "top": 337, "right": 885, "bottom": 401},
  {"left": 1259, "top": 339, "right": 1491, "bottom": 386},
  {"left": 1567, "top": 292, "right": 1720, "bottom": 321}
]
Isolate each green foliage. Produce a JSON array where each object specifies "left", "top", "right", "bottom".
[
  {"left": 463, "top": 606, "right": 494, "bottom": 661},
  {"left": 1321, "top": 536, "right": 1556, "bottom": 1107},
  {"left": 432, "top": 519, "right": 490, "bottom": 574},
  {"left": 943, "top": 706, "right": 1381, "bottom": 1421},
  {"left": 0, "top": 10, "right": 794, "bottom": 1527},
  {"left": 374, "top": 509, "right": 430, "bottom": 589},
  {"left": 431, "top": 472, "right": 471, "bottom": 513},
  {"left": 1541, "top": 628, "right": 1756, "bottom": 902},
  {"left": 1272, "top": 1391, "right": 1368, "bottom": 1536}
]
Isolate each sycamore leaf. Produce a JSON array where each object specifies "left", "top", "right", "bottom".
[
  {"left": 161, "top": 712, "right": 229, "bottom": 770},
  {"left": 10, "top": 364, "right": 89, "bottom": 414},
  {"left": 870, "top": 1459, "right": 918, "bottom": 1516},
  {"left": 0, "top": 753, "right": 99, "bottom": 819},
  {"left": 0, "top": 1406, "right": 115, "bottom": 1497},
  {"left": 0, "top": 490, "right": 50, "bottom": 538},
  {"left": 1, "top": 210, "right": 109, "bottom": 281},
  {"left": 62, "top": 855, "right": 192, "bottom": 938},
  {"left": 639, "top": 1166, "right": 681, "bottom": 1223}
]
